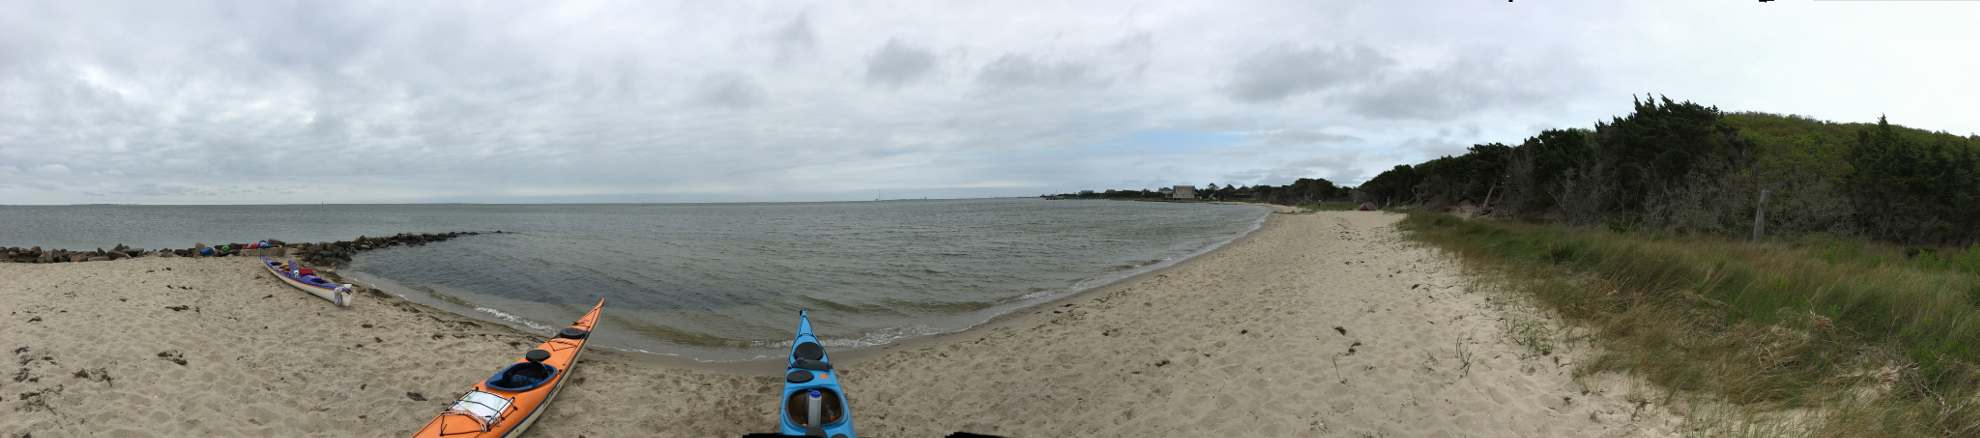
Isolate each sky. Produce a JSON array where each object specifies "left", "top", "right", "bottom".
[{"left": 2, "top": 0, "right": 1976, "bottom": 205}]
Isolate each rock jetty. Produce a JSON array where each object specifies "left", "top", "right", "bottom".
[{"left": 0, "top": 231, "right": 504, "bottom": 266}]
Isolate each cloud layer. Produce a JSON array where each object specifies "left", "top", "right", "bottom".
[{"left": 1, "top": 0, "right": 1975, "bottom": 204}]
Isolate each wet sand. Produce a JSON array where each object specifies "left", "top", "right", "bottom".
[{"left": 1, "top": 210, "right": 1680, "bottom": 437}]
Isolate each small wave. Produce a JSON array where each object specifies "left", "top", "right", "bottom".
[
  {"left": 1016, "top": 288, "right": 1057, "bottom": 300},
  {"left": 623, "top": 347, "right": 677, "bottom": 356},
  {"left": 753, "top": 324, "right": 945, "bottom": 351},
  {"left": 832, "top": 324, "right": 945, "bottom": 349},
  {"left": 474, "top": 306, "right": 556, "bottom": 333},
  {"left": 1008, "top": 206, "right": 1267, "bottom": 311},
  {"left": 605, "top": 347, "right": 776, "bottom": 362}
]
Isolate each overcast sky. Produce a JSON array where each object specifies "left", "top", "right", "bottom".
[{"left": 3, "top": 0, "right": 1976, "bottom": 204}]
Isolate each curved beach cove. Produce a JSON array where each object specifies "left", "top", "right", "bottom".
[
  {"left": 339, "top": 198, "right": 1270, "bottom": 361},
  {"left": 0, "top": 208, "right": 1686, "bottom": 437}
]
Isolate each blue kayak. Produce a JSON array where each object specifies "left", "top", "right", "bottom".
[{"left": 778, "top": 310, "right": 858, "bottom": 438}]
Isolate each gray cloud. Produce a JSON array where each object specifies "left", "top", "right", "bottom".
[
  {"left": 1225, "top": 43, "right": 1392, "bottom": 103},
  {"left": 770, "top": 12, "right": 817, "bottom": 66},
  {"left": 692, "top": 72, "right": 768, "bottom": 109},
  {"left": 32, "top": 164, "right": 73, "bottom": 176},
  {"left": 976, "top": 54, "right": 1101, "bottom": 91},
  {"left": 865, "top": 38, "right": 938, "bottom": 89},
  {"left": 1108, "top": 33, "right": 1154, "bottom": 79},
  {"left": 969, "top": 33, "right": 1153, "bottom": 95},
  {"left": 1287, "top": 153, "right": 1366, "bottom": 184},
  {"left": 0, "top": 0, "right": 1969, "bottom": 204},
  {"left": 1225, "top": 43, "right": 1589, "bottom": 122},
  {"left": 1258, "top": 129, "right": 1361, "bottom": 145},
  {"left": 1221, "top": 151, "right": 1367, "bottom": 189},
  {"left": 1399, "top": 135, "right": 1471, "bottom": 158},
  {"left": 1342, "top": 49, "right": 1581, "bottom": 121}
]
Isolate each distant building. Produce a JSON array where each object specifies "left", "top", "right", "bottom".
[
  {"left": 1079, "top": 190, "right": 1095, "bottom": 196},
  {"left": 1233, "top": 185, "right": 1254, "bottom": 199},
  {"left": 1171, "top": 185, "right": 1196, "bottom": 199}
]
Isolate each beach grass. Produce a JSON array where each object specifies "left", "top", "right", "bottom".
[
  {"left": 1298, "top": 201, "right": 1359, "bottom": 212},
  {"left": 1396, "top": 211, "right": 1980, "bottom": 437}
]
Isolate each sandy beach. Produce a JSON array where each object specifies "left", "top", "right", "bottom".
[{"left": 2, "top": 210, "right": 1683, "bottom": 437}]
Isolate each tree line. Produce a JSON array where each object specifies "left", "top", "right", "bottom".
[
  {"left": 1356, "top": 95, "right": 1980, "bottom": 246},
  {"left": 1046, "top": 178, "right": 1353, "bottom": 205}
]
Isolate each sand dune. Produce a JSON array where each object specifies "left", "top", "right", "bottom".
[{"left": 1, "top": 210, "right": 1679, "bottom": 437}]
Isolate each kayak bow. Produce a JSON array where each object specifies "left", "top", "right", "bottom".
[
  {"left": 410, "top": 300, "right": 604, "bottom": 438},
  {"left": 778, "top": 310, "right": 858, "bottom": 438}
]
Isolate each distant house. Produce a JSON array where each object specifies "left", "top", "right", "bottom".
[
  {"left": 1171, "top": 185, "right": 1196, "bottom": 199},
  {"left": 1079, "top": 190, "right": 1095, "bottom": 196},
  {"left": 1233, "top": 185, "right": 1254, "bottom": 199}
]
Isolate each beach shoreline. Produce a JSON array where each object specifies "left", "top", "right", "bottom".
[
  {"left": 332, "top": 202, "right": 1277, "bottom": 371},
  {"left": 2, "top": 209, "right": 1684, "bottom": 437},
  {"left": 819, "top": 203, "right": 1291, "bottom": 368}
]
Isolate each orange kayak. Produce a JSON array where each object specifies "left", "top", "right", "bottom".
[{"left": 410, "top": 300, "right": 603, "bottom": 438}]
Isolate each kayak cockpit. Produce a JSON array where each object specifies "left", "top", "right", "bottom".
[
  {"left": 486, "top": 363, "right": 557, "bottom": 391},
  {"left": 484, "top": 349, "right": 559, "bottom": 391},
  {"left": 784, "top": 387, "right": 848, "bottom": 434}
]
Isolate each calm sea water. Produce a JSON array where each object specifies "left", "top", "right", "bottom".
[{"left": 2, "top": 199, "right": 1267, "bottom": 360}]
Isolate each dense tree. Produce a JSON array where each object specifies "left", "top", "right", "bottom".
[
  {"left": 1242, "top": 178, "right": 1341, "bottom": 204},
  {"left": 1847, "top": 117, "right": 1980, "bottom": 245},
  {"left": 1496, "top": 128, "right": 1592, "bottom": 217},
  {"left": 1054, "top": 98, "right": 1979, "bottom": 247},
  {"left": 1357, "top": 95, "right": 1978, "bottom": 247},
  {"left": 1587, "top": 95, "right": 1757, "bottom": 223},
  {"left": 1358, "top": 164, "right": 1418, "bottom": 206}
]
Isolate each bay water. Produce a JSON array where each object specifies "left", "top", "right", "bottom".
[{"left": 2, "top": 198, "right": 1267, "bottom": 360}]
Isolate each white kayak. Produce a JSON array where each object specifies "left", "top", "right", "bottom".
[{"left": 260, "top": 256, "right": 355, "bottom": 306}]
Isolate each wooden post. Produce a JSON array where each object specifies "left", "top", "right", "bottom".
[{"left": 1753, "top": 189, "right": 1770, "bottom": 242}]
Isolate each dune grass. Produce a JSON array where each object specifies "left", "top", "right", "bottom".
[
  {"left": 1297, "top": 201, "right": 1359, "bottom": 212},
  {"left": 1396, "top": 211, "right": 1980, "bottom": 436}
]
